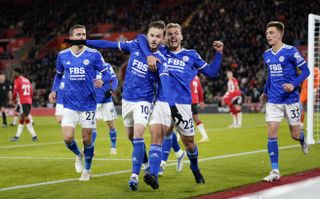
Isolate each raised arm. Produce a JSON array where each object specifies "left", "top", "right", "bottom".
[{"left": 198, "top": 41, "right": 223, "bottom": 78}]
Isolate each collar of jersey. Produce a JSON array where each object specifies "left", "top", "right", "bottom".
[
  {"left": 70, "top": 46, "right": 87, "bottom": 57},
  {"left": 170, "top": 48, "right": 185, "bottom": 54},
  {"left": 271, "top": 44, "right": 285, "bottom": 55}
]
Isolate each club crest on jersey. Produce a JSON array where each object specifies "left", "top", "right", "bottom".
[
  {"left": 83, "top": 59, "right": 90, "bottom": 65},
  {"left": 279, "top": 56, "right": 284, "bottom": 62},
  {"left": 182, "top": 56, "right": 189, "bottom": 62}
]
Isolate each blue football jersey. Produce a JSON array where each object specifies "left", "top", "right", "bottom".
[
  {"left": 157, "top": 46, "right": 207, "bottom": 104},
  {"left": 263, "top": 44, "right": 306, "bottom": 104},
  {"left": 118, "top": 40, "right": 166, "bottom": 102},
  {"left": 95, "top": 63, "right": 116, "bottom": 103},
  {"left": 55, "top": 47, "right": 111, "bottom": 111},
  {"left": 56, "top": 75, "right": 65, "bottom": 104}
]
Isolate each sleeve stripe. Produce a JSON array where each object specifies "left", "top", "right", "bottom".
[
  {"left": 197, "top": 63, "right": 208, "bottom": 70},
  {"left": 100, "top": 68, "right": 108, "bottom": 73},
  {"left": 118, "top": 42, "right": 122, "bottom": 51},
  {"left": 160, "top": 73, "right": 169, "bottom": 76},
  {"left": 297, "top": 61, "right": 306, "bottom": 68}
]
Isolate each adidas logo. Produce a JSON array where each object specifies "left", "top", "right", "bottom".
[
  {"left": 132, "top": 157, "right": 138, "bottom": 163},
  {"left": 150, "top": 153, "right": 159, "bottom": 159},
  {"left": 66, "top": 61, "right": 71, "bottom": 65},
  {"left": 269, "top": 152, "right": 275, "bottom": 156},
  {"left": 134, "top": 51, "right": 140, "bottom": 56}
]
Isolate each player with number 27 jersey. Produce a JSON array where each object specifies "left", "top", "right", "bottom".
[{"left": 53, "top": 47, "right": 112, "bottom": 111}]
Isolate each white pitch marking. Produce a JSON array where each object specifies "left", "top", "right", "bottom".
[
  {"left": 0, "top": 144, "right": 301, "bottom": 192},
  {"left": 0, "top": 124, "right": 265, "bottom": 149}
]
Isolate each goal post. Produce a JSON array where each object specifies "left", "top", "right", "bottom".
[{"left": 307, "top": 14, "right": 320, "bottom": 144}]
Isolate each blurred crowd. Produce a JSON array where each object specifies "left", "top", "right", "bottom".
[{"left": 0, "top": 0, "right": 319, "bottom": 107}]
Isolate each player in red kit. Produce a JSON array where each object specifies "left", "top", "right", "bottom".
[
  {"left": 191, "top": 75, "right": 209, "bottom": 143},
  {"left": 222, "top": 70, "right": 242, "bottom": 128},
  {"left": 10, "top": 68, "right": 38, "bottom": 142}
]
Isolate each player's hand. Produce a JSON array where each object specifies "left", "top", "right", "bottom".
[
  {"left": 170, "top": 105, "right": 183, "bottom": 126},
  {"left": 147, "top": 55, "right": 160, "bottom": 72},
  {"left": 213, "top": 41, "right": 223, "bottom": 53},
  {"left": 15, "top": 104, "right": 23, "bottom": 114},
  {"left": 283, "top": 83, "right": 294, "bottom": 92},
  {"left": 199, "top": 102, "right": 206, "bottom": 109},
  {"left": 105, "top": 89, "right": 113, "bottom": 98},
  {"left": 48, "top": 91, "right": 56, "bottom": 104},
  {"left": 259, "top": 93, "right": 267, "bottom": 103},
  {"left": 94, "top": 79, "right": 104, "bottom": 88},
  {"left": 64, "top": 39, "right": 86, "bottom": 46}
]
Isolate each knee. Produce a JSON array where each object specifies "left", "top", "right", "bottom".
[
  {"left": 183, "top": 139, "right": 195, "bottom": 151},
  {"left": 64, "top": 137, "right": 73, "bottom": 145},
  {"left": 186, "top": 143, "right": 195, "bottom": 152},
  {"left": 291, "top": 134, "right": 300, "bottom": 141},
  {"left": 82, "top": 138, "right": 92, "bottom": 146},
  {"left": 107, "top": 121, "right": 114, "bottom": 129}
]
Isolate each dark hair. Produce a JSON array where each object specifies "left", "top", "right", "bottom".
[
  {"left": 148, "top": 20, "right": 166, "bottom": 30},
  {"left": 14, "top": 68, "right": 23, "bottom": 75},
  {"left": 69, "top": 24, "right": 86, "bottom": 35},
  {"left": 266, "top": 21, "right": 284, "bottom": 33}
]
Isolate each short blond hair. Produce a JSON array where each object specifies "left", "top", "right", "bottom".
[
  {"left": 266, "top": 21, "right": 284, "bottom": 33},
  {"left": 165, "top": 23, "right": 182, "bottom": 32}
]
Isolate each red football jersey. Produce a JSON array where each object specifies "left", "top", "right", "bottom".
[
  {"left": 190, "top": 76, "right": 204, "bottom": 104},
  {"left": 227, "top": 77, "right": 239, "bottom": 92},
  {"left": 13, "top": 75, "right": 33, "bottom": 104}
]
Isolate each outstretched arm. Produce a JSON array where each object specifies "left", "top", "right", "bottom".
[
  {"left": 64, "top": 39, "right": 119, "bottom": 49},
  {"left": 199, "top": 41, "right": 223, "bottom": 78}
]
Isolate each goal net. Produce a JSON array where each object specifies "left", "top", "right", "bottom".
[{"left": 307, "top": 14, "right": 320, "bottom": 144}]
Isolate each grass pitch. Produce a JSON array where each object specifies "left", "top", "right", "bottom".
[{"left": 0, "top": 113, "right": 319, "bottom": 199}]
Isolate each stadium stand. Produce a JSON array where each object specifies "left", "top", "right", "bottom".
[{"left": 0, "top": 0, "right": 319, "bottom": 107}]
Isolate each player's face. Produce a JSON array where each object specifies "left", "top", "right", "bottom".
[
  {"left": 165, "top": 27, "right": 183, "bottom": 49},
  {"left": 147, "top": 27, "right": 164, "bottom": 51},
  {"left": 0, "top": 74, "right": 4, "bottom": 83},
  {"left": 70, "top": 28, "right": 86, "bottom": 40},
  {"left": 226, "top": 71, "right": 233, "bottom": 79},
  {"left": 265, "top": 27, "right": 282, "bottom": 46},
  {"left": 12, "top": 71, "right": 18, "bottom": 79}
]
